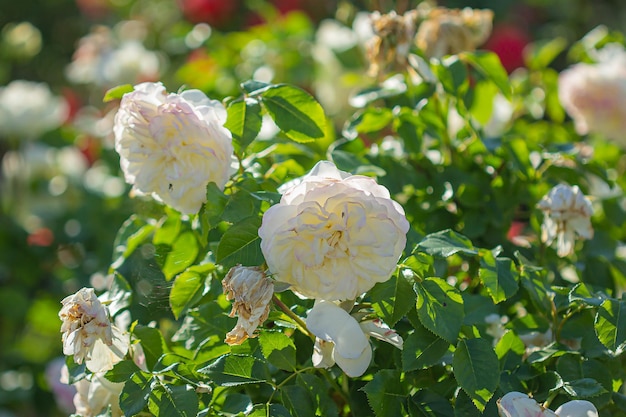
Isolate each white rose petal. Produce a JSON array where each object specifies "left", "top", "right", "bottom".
[
  {"left": 259, "top": 160, "right": 409, "bottom": 301},
  {"left": 554, "top": 400, "right": 599, "bottom": 417},
  {"left": 537, "top": 184, "right": 594, "bottom": 257},
  {"left": 113, "top": 82, "right": 234, "bottom": 214},
  {"left": 497, "top": 392, "right": 557, "bottom": 417},
  {"left": 73, "top": 372, "right": 124, "bottom": 417},
  {"left": 306, "top": 301, "right": 371, "bottom": 377}
]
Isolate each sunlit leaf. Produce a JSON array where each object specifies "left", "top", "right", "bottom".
[
  {"left": 415, "top": 278, "right": 464, "bottom": 343},
  {"left": 453, "top": 338, "right": 499, "bottom": 411}
]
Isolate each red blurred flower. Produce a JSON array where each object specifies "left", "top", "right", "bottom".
[
  {"left": 179, "top": 0, "right": 240, "bottom": 29},
  {"left": 27, "top": 227, "right": 54, "bottom": 247},
  {"left": 484, "top": 24, "right": 530, "bottom": 73}
]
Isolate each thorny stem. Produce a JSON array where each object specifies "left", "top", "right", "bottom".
[{"left": 272, "top": 294, "right": 315, "bottom": 341}]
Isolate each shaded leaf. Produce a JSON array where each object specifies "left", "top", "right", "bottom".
[
  {"left": 198, "top": 354, "right": 269, "bottom": 386},
  {"left": 594, "top": 298, "right": 626, "bottom": 354},
  {"left": 415, "top": 278, "right": 464, "bottom": 344},
  {"left": 453, "top": 338, "right": 499, "bottom": 412},
  {"left": 225, "top": 97, "right": 262, "bottom": 151},
  {"left": 370, "top": 273, "right": 416, "bottom": 327},
  {"left": 119, "top": 371, "right": 153, "bottom": 417},
  {"left": 362, "top": 369, "right": 406, "bottom": 417},
  {"left": 147, "top": 384, "right": 199, "bottom": 417},
  {"left": 479, "top": 251, "right": 519, "bottom": 304},
  {"left": 169, "top": 263, "right": 214, "bottom": 319},
  {"left": 415, "top": 230, "right": 478, "bottom": 258},
  {"left": 216, "top": 216, "right": 263, "bottom": 268}
]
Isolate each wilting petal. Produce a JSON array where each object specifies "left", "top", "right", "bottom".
[
  {"left": 359, "top": 319, "right": 403, "bottom": 349},
  {"left": 554, "top": 400, "right": 599, "bottom": 417},
  {"left": 497, "top": 392, "right": 557, "bottom": 417}
]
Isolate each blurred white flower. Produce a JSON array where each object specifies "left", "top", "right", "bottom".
[
  {"left": 59, "top": 287, "right": 128, "bottom": 372},
  {"left": 0, "top": 80, "right": 68, "bottom": 139},
  {"left": 259, "top": 160, "right": 409, "bottom": 301},
  {"left": 537, "top": 184, "right": 593, "bottom": 257},
  {"left": 72, "top": 372, "right": 124, "bottom": 417},
  {"left": 66, "top": 22, "right": 160, "bottom": 87},
  {"left": 222, "top": 265, "right": 274, "bottom": 345},
  {"left": 558, "top": 44, "right": 626, "bottom": 144},
  {"left": 497, "top": 392, "right": 598, "bottom": 417},
  {"left": 2, "top": 22, "right": 42, "bottom": 59},
  {"left": 306, "top": 301, "right": 402, "bottom": 377},
  {"left": 113, "top": 82, "right": 234, "bottom": 214}
]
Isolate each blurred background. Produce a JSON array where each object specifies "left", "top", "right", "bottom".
[{"left": 1, "top": 0, "right": 626, "bottom": 415}]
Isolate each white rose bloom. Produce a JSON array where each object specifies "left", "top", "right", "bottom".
[
  {"left": 59, "top": 287, "right": 129, "bottom": 373},
  {"left": 259, "top": 161, "right": 409, "bottom": 301},
  {"left": 558, "top": 44, "right": 626, "bottom": 144},
  {"left": 306, "top": 301, "right": 402, "bottom": 377},
  {"left": 114, "top": 82, "right": 234, "bottom": 214},
  {"left": 0, "top": 80, "right": 68, "bottom": 139},
  {"left": 497, "top": 392, "right": 598, "bottom": 417},
  {"left": 537, "top": 184, "right": 593, "bottom": 257},
  {"left": 222, "top": 265, "right": 274, "bottom": 345},
  {"left": 73, "top": 372, "right": 124, "bottom": 417}
]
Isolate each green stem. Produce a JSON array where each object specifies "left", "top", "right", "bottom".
[{"left": 272, "top": 294, "right": 315, "bottom": 341}]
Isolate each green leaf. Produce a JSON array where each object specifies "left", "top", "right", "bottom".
[
  {"left": 402, "top": 253, "right": 435, "bottom": 280},
  {"left": 462, "top": 51, "right": 511, "bottom": 99},
  {"left": 241, "top": 80, "right": 271, "bottom": 95},
  {"left": 104, "top": 360, "right": 140, "bottom": 383},
  {"left": 261, "top": 84, "right": 326, "bottom": 143},
  {"left": 153, "top": 213, "right": 182, "bottom": 246},
  {"left": 170, "top": 263, "right": 214, "bottom": 319},
  {"left": 171, "top": 302, "right": 234, "bottom": 350},
  {"left": 225, "top": 98, "right": 262, "bottom": 151},
  {"left": 415, "top": 230, "right": 478, "bottom": 258},
  {"left": 111, "top": 215, "right": 155, "bottom": 269},
  {"left": 402, "top": 326, "right": 450, "bottom": 371},
  {"left": 362, "top": 369, "right": 406, "bottom": 417},
  {"left": 594, "top": 298, "right": 626, "bottom": 354},
  {"left": 453, "top": 338, "right": 499, "bottom": 412},
  {"left": 161, "top": 231, "right": 199, "bottom": 281},
  {"left": 148, "top": 384, "right": 199, "bottom": 417},
  {"left": 134, "top": 325, "right": 166, "bottom": 371},
  {"left": 433, "top": 56, "right": 468, "bottom": 96},
  {"left": 525, "top": 37, "right": 567, "bottom": 70},
  {"left": 198, "top": 354, "right": 269, "bottom": 386},
  {"left": 249, "top": 404, "right": 293, "bottom": 417},
  {"left": 370, "top": 273, "right": 416, "bottom": 327},
  {"left": 258, "top": 331, "right": 297, "bottom": 371},
  {"left": 64, "top": 356, "right": 87, "bottom": 384},
  {"left": 516, "top": 252, "right": 552, "bottom": 312},
  {"left": 103, "top": 84, "right": 133, "bottom": 102},
  {"left": 199, "top": 182, "right": 229, "bottom": 234},
  {"left": 296, "top": 374, "right": 339, "bottom": 417},
  {"left": 562, "top": 378, "right": 608, "bottom": 398},
  {"left": 478, "top": 251, "right": 519, "bottom": 304},
  {"left": 119, "top": 371, "right": 153, "bottom": 417},
  {"left": 494, "top": 330, "right": 525, "bottom": 371},
  {"left": 415, "top": 278, "right": 464, "bottom": 344},
  {"left": 281, "top": 385, "right": 315, "bottom": 417},
  {"left": 216, "top": 216, "right": 263, "bottom": 268},
  {"left": 569, "top": 283, "right": 607, "bottom": 307},
  {"left": 408, "top": 390, "right": 454, "bottom": 417}
]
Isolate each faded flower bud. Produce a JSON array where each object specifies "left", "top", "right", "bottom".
[
  {"left": 365, "top": 9, "right": 418, "bottom": 77},
  {"left": 223, "top": 266, "right": 274, "bottom": 345},
  {"left": 537, "top": 184, "right": 593, "bottom": 257},
  {"left": 73, "top": 372, "right": 124, "bottom": 417},
  {"left": 59, "top": 287, "right": 128, "bottom": 372},
  {"left": 415, "top": 6, "right": 493, "bottom": 59}
]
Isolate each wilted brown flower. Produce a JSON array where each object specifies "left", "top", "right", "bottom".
[
  {"left": 223, "top": 266, "right": 274, "bottom": 345},
  {"left": 415, "top": 6, "right": 493, "bottom": 59},
  {"left": 365, "top": 9, "right": 418, "bottom": 77}
]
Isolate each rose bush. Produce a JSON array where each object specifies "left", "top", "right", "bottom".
[{"left": 5, "top": 1, "right": 626, "bottom": 416}]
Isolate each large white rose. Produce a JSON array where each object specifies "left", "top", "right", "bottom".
[
  {"left": 0, "top": 80, "right": 68, "bottom": 139},
  {"left": 558, "top": 44, "right": 626, "bottom": 144},
  {"left": 537, "top": 184, "right": 593, "bottom": 258},
  {"left": 259, "top": 161, "right": 409, "bottom": 301},
  {"left": 114, "top": 82, "right": 234, "bottom": 214}
]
